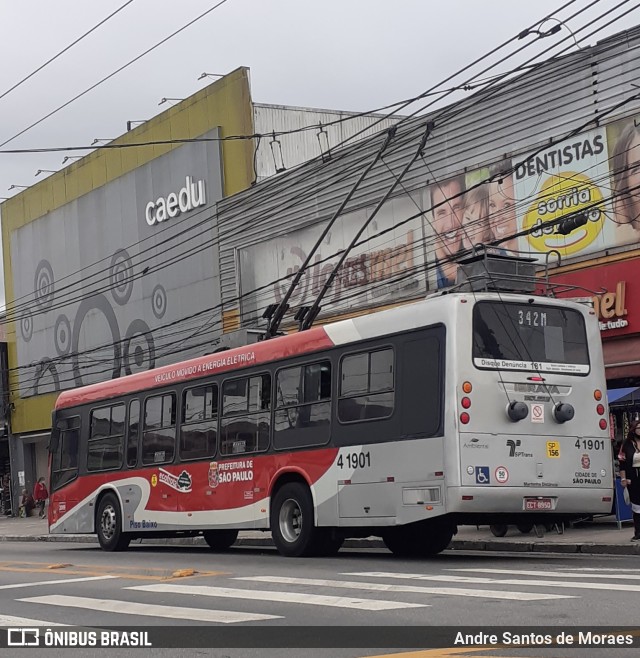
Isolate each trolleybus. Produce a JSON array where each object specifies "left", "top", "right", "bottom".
[{"left": 48, "top": 288, "right": 613, "bottom": 557}]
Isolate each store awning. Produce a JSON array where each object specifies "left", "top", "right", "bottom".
[{"left": 607, "top": 387, "right": 640, "bottom": 405}]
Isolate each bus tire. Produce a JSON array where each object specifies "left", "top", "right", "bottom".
[
  {"left": 490, "top": 524, "right": 508, "bottom": 537},
  {"left": 203, "top": 529, "right": 238, "bottom": 551},
  {"left": 517, "top": 523, "right": 534, "bottom": 534},
  {"left": 270, "top": 482, "right": 318, "bottom": 557},
  {"left": 96, "top": 493, "right": 130, "bottom": 552}
]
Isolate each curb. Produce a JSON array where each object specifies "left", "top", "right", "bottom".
[{"left": 1, "top": 533, "right": 640, "bottom": 555}]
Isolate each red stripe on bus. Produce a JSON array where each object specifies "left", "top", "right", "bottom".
[{"left": 55, "top": 327, "right": 335, "bottom": 410}]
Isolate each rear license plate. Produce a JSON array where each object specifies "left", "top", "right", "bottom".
[{"left": 524, "top": 497, "right": 553, "bottom": 511}]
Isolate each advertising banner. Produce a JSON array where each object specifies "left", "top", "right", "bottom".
[
  {"left": 514, "top": 126, "right": 613, "bottom": 260},
  {"left": 238, "top": 193, "right": 428, "bottom": 323}
]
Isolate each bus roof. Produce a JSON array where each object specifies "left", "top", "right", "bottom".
[{"left": 55, "top": 326, "right": 334, "bottom": 410}]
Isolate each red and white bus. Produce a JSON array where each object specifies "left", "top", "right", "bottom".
[{"left": 48, "top": 290, "right": 613, "bottom": 557}]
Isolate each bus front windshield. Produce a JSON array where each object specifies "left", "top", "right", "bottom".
[{"left": 472, "top": 301, "right": 590, "bottom": 375}]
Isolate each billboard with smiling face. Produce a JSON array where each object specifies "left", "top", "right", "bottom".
[{"left": 514, "top": 126, "right": 613, "bottom": 260}]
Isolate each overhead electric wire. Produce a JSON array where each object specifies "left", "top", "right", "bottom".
[
  {"left": 0, "top": 0, "right": 232, "bottom": 149},
  {"left": 0, "top": 1, "right": 136, "bottom": 104}
]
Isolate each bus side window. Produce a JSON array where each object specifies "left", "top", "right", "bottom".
[
  {"left": 221, "top": 374, "right": 270, "bottom": 456},
  {"left": 142, "top": 393, "right": 176, "bottom": 465},
  {"left": 338, "top": 348, "right": 394, "bottom": 423},
  {"left": 180, "top": 384, "right": 218, "bottom": 461},
  {"left": 127, "top": 400, "right": 140, "bottom": 468}
]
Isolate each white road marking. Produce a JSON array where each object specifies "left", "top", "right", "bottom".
[
  {"left": 127, "top": 583, "right": 426, "bottom": 611},
  {"left": 0, "top": 614, "right": 67, "bottom": 626},
  {"left": 18, "top": 595, "right": 281, "bottom": 624},
  {"left": 0, "top": 575, "right": 116, "bottom": 590},
  {"left": 347, "top": 571, "right": 640, "bottom": 593},
  {"left": 448, "top": 568, "right": 640, "bottom": 580},
  {"left": 234, "top": 575, "right": 573, "bottom": 601}
]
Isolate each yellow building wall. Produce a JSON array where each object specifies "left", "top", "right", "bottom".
[{"left": 1, "top": 68, "right": 255, "bottom": 435}]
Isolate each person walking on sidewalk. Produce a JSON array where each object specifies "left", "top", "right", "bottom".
[
  {"left": 33, "top": 477, "right": 48, "bottom": 519},
  {"left": 620, "top": 420, "right": 640, "bottom": 541}
]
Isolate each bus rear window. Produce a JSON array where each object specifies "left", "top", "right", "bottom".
[{"left": 472, "top": 302, "right": 590, "bottom": 375}]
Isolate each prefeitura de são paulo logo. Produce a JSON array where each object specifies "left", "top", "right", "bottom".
[{"left": 208, "top": 462, "right": 219, "bottom": 488}]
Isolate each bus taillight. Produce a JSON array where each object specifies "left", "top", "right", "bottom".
[
  {"left": 462, "top": 381, "right": 472, "bottom": 394},
  {"left": 596, "top": 404, "right": 605, "bottom": 415},
  {"left": 594, "top": 389, "right": 603, "bottom": 401},
  {"left": 599, "top": 419, "right": 607, "bottom": 430},
  {"left": 461, "top": 397, "right": 471, "bottom": 409},
  {"left": 460, "top": 412, "right": 470, "bottom": 425}
]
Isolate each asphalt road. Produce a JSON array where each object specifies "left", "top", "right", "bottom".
[{"left": 0, "top": 542, "right": 638, "bottom": 658}]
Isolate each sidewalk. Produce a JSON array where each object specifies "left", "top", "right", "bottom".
[{"left": 1, "top": 514, "right": 639, "bottom": 555}]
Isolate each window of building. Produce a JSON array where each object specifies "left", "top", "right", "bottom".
[
  {"left": 181, "top": 384, "right": 218, "bottom": 461},
  {"left": 87, "top": 404, "right": 125, "bottom": 472},
  {"left": 142, "top": 393, "right": 176, "bottom": 465},
  {"left": 338, "top": 347, "right": 394, "bottom": 422},
  {"left": 221, "top": 374, "right": 270, "bottom": 455},
  {"left": 274, "top": 361, "right": 331, "bottom": 449}
]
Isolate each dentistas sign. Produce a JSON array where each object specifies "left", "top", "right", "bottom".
[{"left": 514, "top": 126, "right": 613, "bottom": 261}]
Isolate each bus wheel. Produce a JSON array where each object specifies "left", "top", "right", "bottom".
[
  {"left": 203, "top": 529, "right": 238, "bottom": 551},
  {"left": 96, "top": 493, "right": 130, "bottom": 552},
  {"left": 517, "top": 523, "right": 534, "bottom": 534},
  {"left": 490, "top": 524, "right": 508, "bottom": 537},
  {"left": 270, "top": 482, "right": 318, "bottom": 557}
]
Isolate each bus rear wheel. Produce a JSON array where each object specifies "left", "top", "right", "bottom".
[
  {"left": 203, "top": 529, "right": 238, "bottom": 551},
  {"left": 270, "top": 482, "right": 320, "bottom": 557},
  {"left": 383, "top": 521, "right": 455, "bottom": 557},
  {"left": 96, "top": 493, "right": 130, "bottom": 552}
]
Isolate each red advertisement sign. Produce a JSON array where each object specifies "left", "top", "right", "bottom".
[{"left": 547, "top": 258, "right": 640, "bottom": 338}]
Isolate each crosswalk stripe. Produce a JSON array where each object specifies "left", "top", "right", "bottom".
[
  {"left": 0, "top": 614, "right": 67, "bottom": 626},
  {"left": 234, "top": 576, "right": 573, "bottom": 601},
  {"left": 0, "top": 575, "right": 116, "bottom": 590},
  {"left": 128, "top": 583, "right": 427, "bottom": 611},
  {"left": 346, "top": 571, "right": 640, "bottom": 593},
  {"left": 448, "top": 568, "right": 640, "bottom": 580},
  {"left": 18, "top": 595, "right": 281, "bottom": 624}
]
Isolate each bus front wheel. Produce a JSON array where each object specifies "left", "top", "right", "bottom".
[
  {"left": 96, "top": 493, "right": 130, "bottom": 552},
  {"left": 270, "top": 482, "right": 319, "bottom": 557},
  {"left": 203, "top": 529, "right": 238, "bottom": 551}
]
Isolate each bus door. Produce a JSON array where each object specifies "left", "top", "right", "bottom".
[{"left": 49, "top": 415, "right": 80, "bottom": 524}]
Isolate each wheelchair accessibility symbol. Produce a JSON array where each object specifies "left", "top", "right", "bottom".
[{"left": 475, "top": 466, "right": 490, "bottom": 484}]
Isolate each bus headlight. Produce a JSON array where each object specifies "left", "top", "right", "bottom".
[
  {"left": 507, "top": 401, "right": 528, "bottom": 422},
  {"left": 553, "top": 402, "right": 575, "bottom": 423}
]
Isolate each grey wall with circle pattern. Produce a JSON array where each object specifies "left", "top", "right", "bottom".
[{"left": 11, "top": 129, "right": 223, "bottom": 397}]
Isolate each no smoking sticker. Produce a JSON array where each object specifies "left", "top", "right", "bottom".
[
  {"left": 531, "top": 403, "right": 544, "bottom": 423},
  {"left": 495, "top": 466, "right": 509, "bottom": 483}
]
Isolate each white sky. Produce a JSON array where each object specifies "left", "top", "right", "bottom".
[{"left": 1, "top": 0, "right": 640, "bottom": 310}]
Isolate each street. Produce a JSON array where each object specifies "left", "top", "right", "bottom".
[{"left": 0, "top": 542, "right": 638, "bottom": 657}]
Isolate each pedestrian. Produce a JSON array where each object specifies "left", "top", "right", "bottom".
[
  {"left": 619, "top": 419, "right": 640, "bottom": 541},
  {"left": 18, "top": 489, "right": 35, "bottom": 518},
  {"left": 33, "top": 477, "right": 48, "bottom": 519}
]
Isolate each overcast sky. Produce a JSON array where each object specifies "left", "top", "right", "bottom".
[{"left": 1, "top": 0, "right": 640, "bottom": 310}]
